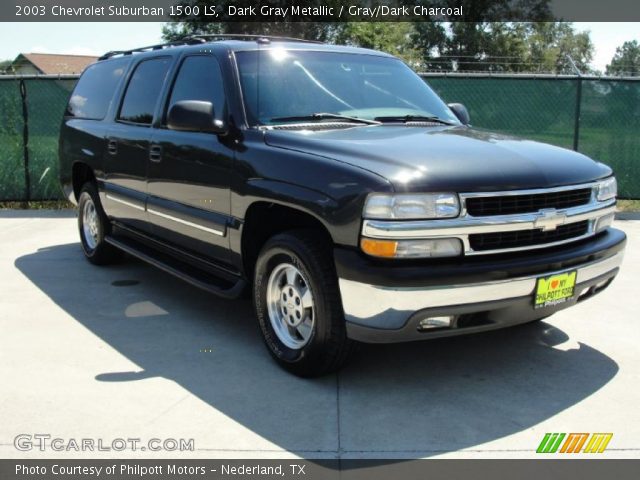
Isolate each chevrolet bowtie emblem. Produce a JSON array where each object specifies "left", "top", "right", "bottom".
[{"left": 534, "top": 209, "right": 566, "bottom": 231}]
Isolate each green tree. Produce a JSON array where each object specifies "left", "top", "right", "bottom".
[
  {"left": 413, "top": 22, "right": 593, "bottom": 74},
  {"left": 0, "top": 59, "right": 12, "bottom": 74},
  {"left": 410, "top": 0, "right": 553, "bottom": 71},
  {"left": 162, "top": 0, "right": 594, "bottom": 75},
  {"left": 336, "top": 23, "right": 421, "bottom": 65},
  {"left": 606, "top": 40, "right": 640, "bottom": 77},
  {"left": 525, "top": 23, "right": 593, "bottom": 74}
]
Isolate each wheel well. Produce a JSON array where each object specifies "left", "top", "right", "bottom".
[
  {"left": 72, "top": 163, "right": 96, "bottom": 201},
  {"left": 242, "top": 202, "right": 332, "bottom": 278}
]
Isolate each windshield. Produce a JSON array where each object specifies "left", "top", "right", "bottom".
[{"left": 236, "top": 49, "right": 460, "bottom": 127}]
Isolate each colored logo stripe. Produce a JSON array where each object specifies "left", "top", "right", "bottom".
[
  {"left": 536, "top": 433, "right": 566, "bottom": 453},
  {"left": 560, "top": 433, "right": 589, "bottom": 453},
  {"left": 537, "top": 433, "right": 613, "bottom": 453},
  {"left": 584, "top": 433, "right": 613, "bottom": 453}
]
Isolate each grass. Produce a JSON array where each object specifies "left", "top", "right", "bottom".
[
  {"left": 0, "top": 134, "right": 66, "bottom": 201},
  {"left": 0, "top": 200, "right": 73, "bottom": 210},
  {"left": 617, "top": 200, "right": 640, "bottom": 212}
]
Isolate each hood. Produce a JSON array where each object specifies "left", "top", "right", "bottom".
[{"left": 264, "top": 126, "right": 612, "bottom": 192}]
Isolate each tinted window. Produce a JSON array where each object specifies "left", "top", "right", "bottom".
[
  {"left": 236, "top": 50, "right": 459, "bottom": 126},
  {"left": 66, "top": 58, "right": 129, "bottom": 119},
  {"left": 119, "top": 57, "right": 172, "bottom": 125},
  {"left": 166, "top": 55, "right": 225, "bottom": 120}
]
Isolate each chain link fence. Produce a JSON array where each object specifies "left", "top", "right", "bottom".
[
  {"left": 426, "top": 73, "right": 640, "bottom": 199},
  {"left": 0, "top": 76, "right": 76, "bottom": 201},
  {"left": 0, "top": 73, "right": 639, "bottom": 200}
]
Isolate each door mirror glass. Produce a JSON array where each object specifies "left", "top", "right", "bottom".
[
  {"left": 448, "top": 103, "right": 471, "bottom": 125},
  {"left": 167, "top": 100, "right": 226, "bottom": 134}
]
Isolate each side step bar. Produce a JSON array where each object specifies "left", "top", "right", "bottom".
[{"left": 105, "top": 236, "right": 246, "bottom": 299}]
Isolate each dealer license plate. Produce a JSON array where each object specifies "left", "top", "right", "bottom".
[{"left": 534, "top": 271, "right": 577, "bottom": 309}]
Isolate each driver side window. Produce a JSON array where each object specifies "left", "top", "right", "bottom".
[{"left": 165, "top": 55, "right": 226, "bottom": 123}]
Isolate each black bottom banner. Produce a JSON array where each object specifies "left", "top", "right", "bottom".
[{"left": 1, "top": 459, "right": 639, "bottom": 480}]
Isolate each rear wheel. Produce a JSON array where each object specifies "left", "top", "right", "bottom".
[
  {"left": 77, "top": 182, "right": 121, "bottom": 265},
  {"left": 254, "top": 230, "right": 353, "bottom": 377}
]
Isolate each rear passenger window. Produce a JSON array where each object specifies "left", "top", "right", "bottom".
[
  {"left": 66, "top": 58, "right": 129, "bottom": 119},
  {"left": 119, "top": 57, "right": 171, "bottom": 125},
  {"left": 166, "top": 55, "right": 225, "bottom": 121}
]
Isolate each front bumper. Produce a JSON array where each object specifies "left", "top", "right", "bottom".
[{"left": 335, "top": 228, "right": 626, "bottom": 343}]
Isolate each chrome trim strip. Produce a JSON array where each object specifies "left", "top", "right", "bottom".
[
  {"left": 106, "top": 194, "right": 145, "bottom": 211},
  {"left": 147, "top": 208, "right": 225, "bottom": 236},
  {"left": 459, "top": 182, "right": 598, "bottom": 198},
  {"left": 339, "top": 251, "right": 624, "bottom": 329},
  {"left": 363, "top": 203, "right": 615, "bottom": 238}
]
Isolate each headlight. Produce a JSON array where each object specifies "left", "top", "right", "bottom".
[
  {"left": 596, "top": 177, "right": 617, "bottom": 202},
  {"left": 364, "top": 193, "right": 460, "bottom": 219}
]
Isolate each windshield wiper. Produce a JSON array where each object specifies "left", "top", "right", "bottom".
[
  {"left": 374, "top": 115, "right": 456, "bottom": 126},
  {"left": 270, "top": 113, "right": 381, "bottom": 125}
]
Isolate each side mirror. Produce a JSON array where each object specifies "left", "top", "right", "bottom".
[
  {"left": 167, "top": 100, "right": 226, "bottom": 134},
  {"left": 448, "top": 103, "right": 471, "bottom": 126}
]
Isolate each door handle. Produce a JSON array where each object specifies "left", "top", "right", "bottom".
[
  {"left": 107, "top": 139, "right": 117, "bottom": 155},
  {"left": 149, "top": 144, "right": 162, "bottom": 163}
]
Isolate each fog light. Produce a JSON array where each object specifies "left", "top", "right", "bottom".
[
  {"left": 418, "top": 316, "right": 453, "bottom": 330},
  {"left": 595, "top": 213, "right": 614, "bottom": 232}
]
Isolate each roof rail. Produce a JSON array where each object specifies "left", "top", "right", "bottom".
[
  {"left": 98, "top": 34, "right": 323, "bottom": 61},
  {"left": 185, "top": 34, "right": 324, "bottom": 44},
  {"left": 98, "top": 38, "right": 206, "bottom": 61}
]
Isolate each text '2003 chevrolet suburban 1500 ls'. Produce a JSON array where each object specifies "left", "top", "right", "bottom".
[{"left": 59, "top": 35, "right": 626, "bottom": 376}]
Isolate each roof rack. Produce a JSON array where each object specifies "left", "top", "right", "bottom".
[
  {"left": 98, "top": 38, "right": 206, "bottom": 61},
  {"left": 185, "top": 34, "right": 324, "bottom": 44},
  {"left": 98, "top": 34, "right": 324, "bottom": 61}
]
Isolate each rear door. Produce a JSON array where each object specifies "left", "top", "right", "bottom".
[
  {"left": 103, "top": 56, "right": 172, "bottom": 233},
  {"left": 147, "top": 53, "right": 234, "bottom": 263}
]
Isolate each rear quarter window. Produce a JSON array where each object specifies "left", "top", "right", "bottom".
[{"left": 66, "top": 58, "right": 130, "bottom": 120}]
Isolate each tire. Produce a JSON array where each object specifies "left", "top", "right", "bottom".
[
  {"left": 77, "top": 182, "right": 121, "bottom": 265},
  {"left": 253, "top": 229, "right": 353, "bottom": 377}
]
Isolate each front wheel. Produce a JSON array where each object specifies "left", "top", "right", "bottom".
[{"left": 253, "top": 230, "right": 353, "bottom": 377}]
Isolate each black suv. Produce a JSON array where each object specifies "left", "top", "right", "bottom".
[{"left": 60, "top": 35, "right": 626, "bottom": 376}]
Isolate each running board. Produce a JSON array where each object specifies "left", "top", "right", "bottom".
[{"left": 105, "top": 236, "right": 246, "bottom": 299}]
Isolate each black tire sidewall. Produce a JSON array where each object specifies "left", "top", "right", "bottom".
[
  {"left": 254, "top": 238, "right": 336, "bottom": 368},
  {"left": 77, "top": 184, "right": 106, "bottom": 259}
]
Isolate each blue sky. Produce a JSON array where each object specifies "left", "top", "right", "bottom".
[{"left": 0, "top": 22, "right": 638, "bottom": 72}]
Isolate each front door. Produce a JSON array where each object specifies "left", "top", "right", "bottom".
[{"left": 147, "top": 54, "right": 234, "bottom": 264}]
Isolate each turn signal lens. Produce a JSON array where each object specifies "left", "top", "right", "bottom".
[
  {"left": 360, "top": 238, "right": 398, "bottom": 258},
  {"left": 361, "top": 237, "right": 462, "bottom": 258}
]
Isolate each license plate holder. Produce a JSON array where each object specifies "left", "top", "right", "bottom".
[{"left": 534, "top": 271, "right": 577, "bottom": 309}]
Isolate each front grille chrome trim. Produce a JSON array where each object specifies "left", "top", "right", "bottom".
[
  {"left": 362, "top": 203, "right": 615, "bottom": 238},
  {"left": 361, "top": 182, "right": 616, "bottom": 255},
  {"left": 458, "top": 182, "right": 599, "bottom": 199}
]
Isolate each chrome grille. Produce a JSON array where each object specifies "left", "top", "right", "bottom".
[
  {"left": 466, "top": 188, "right": 592, "bottom": 216},
  {"left": 469, "top": 220, "right": 590, "bottom": 251}
]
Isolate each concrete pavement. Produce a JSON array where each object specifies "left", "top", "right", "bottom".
[{"left": 1, "top": 210, "right": 639, "bottom": 459}]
